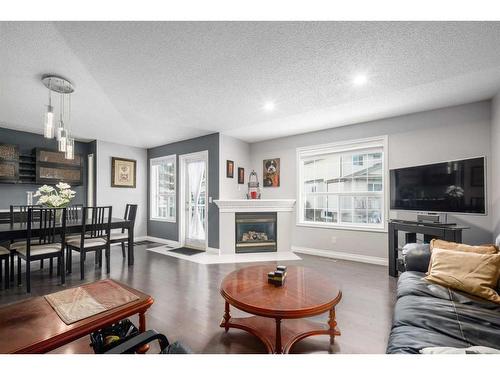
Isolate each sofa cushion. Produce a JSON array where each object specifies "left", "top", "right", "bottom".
[
  {"left": 425, "top": 249, "right": 500, "bottom": 304},
  {"left": 420, "top": 346, "right": 500, "bottom": 354},
  {"left": 387, "top": 271, "right": 500, "bottom": 354},
  {"left": 430, "top": 239, "right": 498, "bottom": 254}
]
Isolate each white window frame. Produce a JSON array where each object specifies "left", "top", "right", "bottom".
[
  {"left": 296, "top": 136, "right": 389, "bottom": 233},
  {"left": 150, "top": 154, "right": 177, "bottom": 222}
]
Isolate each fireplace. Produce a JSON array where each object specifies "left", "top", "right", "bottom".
[{"left": 235, "top": 212, "right": 277, "bottom": 253}]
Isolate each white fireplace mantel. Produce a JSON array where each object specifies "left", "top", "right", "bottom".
[
  {"left": 215, "top": 199, "right": 296, "bottom": 254},
  {"left": 214, "top": 199, "right": 296, "bottom": 213}
]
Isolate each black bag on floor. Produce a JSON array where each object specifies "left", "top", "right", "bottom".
[{"left": 90, "top": 319, "right": 139, "bottom": 354}]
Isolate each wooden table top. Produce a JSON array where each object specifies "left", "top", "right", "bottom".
[
  {"left": 220, "top": 265, "right": 341, "bottom": 319},
  {"left": 0, "top": 279, "right": 153, "bottom": 354}
]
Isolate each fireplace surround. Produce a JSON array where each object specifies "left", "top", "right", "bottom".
[
  {"left": 235, "top": 212, "right": 277, "bottom": 253},
  {"left": 214, "top": 199, "right": 296, "bottom": 255}
]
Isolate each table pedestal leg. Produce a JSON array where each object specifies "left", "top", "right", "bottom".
[
  {"left": 275, "top": 318, "right": 282, "bottom": 354},
  {"left": 328, "top": 307, "right": 337, "bottom": 344}
]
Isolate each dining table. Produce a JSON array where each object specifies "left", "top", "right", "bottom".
[{"left": 0, "top": 217, "right": 135, "bottom": 267}]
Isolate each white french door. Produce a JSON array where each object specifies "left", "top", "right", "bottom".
[{"left": 179, "top": 151, "right": 208, "bottom": 250}]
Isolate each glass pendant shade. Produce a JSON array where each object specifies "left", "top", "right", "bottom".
[
  {"left": 65, "top": 137, "right": 74, "bottom": 160},
  {"left": 55, "top": 123, "right": 63, "bottom": 141},
  {"left": 58, "top": 127, "right": 67, "bottom": 152},
  {"left": 43, "top": 105, "right": 54, "bottom": 138}
]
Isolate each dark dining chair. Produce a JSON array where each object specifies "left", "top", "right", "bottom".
[
  {"left": 66, "top": 206, "right": 112, "bottom": 280},
  {"left": 8, "top": 204, "right": 43, "bottom": 282},
  {"left": 0, "top": 245, "right": 10, "bottom": 289},
  {"left": 64, "top": 204, "right": 85, "bottom": 242},
  {"left": 110, "top": 204, "right": 137, "bottom": 258},
  {"left": 16, "top": 207, "right": 66, "bottom": 293}
]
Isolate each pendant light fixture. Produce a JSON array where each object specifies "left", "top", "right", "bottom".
[
  {"left": 65, "top": 93, "right": 75, "bottom": 160},
  {"left": 43, "top": 79, "right": 54, "bottom": 138},
  {"left": 41, "top": 75, "right": 75, "bottom": 159}
]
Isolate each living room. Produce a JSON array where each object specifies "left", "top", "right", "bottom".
[{"left": 1, "top": 2, "right": 499, "bottom": 374}]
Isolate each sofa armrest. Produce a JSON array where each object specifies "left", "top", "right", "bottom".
[{"left": 402, "top": 243, "right": 431, "bottom": 273}]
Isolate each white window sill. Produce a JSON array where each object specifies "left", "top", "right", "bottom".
[
  {"left": 296, "top": 221, "right": 387, "bottom": 233},
  {"left": 150, "top": 217, "right": 176, "bottom": 223}
]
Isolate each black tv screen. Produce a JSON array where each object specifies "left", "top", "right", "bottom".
[{"left": 390, "top": 157, "right": 485, "bottom": 214}]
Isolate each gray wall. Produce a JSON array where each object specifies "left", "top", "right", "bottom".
[
  {"left": 0, "top": 126, "right": 92, "bottom": 208},
  {"left": 491, "top": 93, "right": 500, "bottom": 239},
  {"left": 249, "top": 101, "right": 493, "bottom": 259},
  {"left": 96, "top": 140, "right": 148, "bottom": 237},
  {"left": 147, "top": 133, "right": 220, "bottom": 248}
]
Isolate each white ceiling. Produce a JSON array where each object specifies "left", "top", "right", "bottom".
[{"left": 1, "top": 21, "right": 500, "bottom": 147}]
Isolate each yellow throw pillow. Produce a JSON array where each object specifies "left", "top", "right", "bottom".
[
  {"left": 425, "top": 248, "right": 500, "bottom": 304},
  {"left": 430, "top": 239, "right": 498, "bottom": 254}
]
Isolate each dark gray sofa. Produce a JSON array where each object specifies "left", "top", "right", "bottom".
[{"left": 386, "top": 245, "right": 500, "bottom": 354}]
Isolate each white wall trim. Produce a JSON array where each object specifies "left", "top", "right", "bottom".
[
  {"left": 291, "top": 245, "right": 388, "bottom": 266},
  {"left": 144, "top": 236, "right": 180, "bottom": 248}
]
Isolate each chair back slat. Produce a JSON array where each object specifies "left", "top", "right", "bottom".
[
  {"left": 67, "top": 204, "right": 83, "bottom": 221},
  {"left": 27, "top": 207, "right": 66, "bottom": 259},
  {"left": 10, "top": 205, "right": 42, "bottom": 225},
  {"left": 81, "top": 206, "right": 112, "bottom": 243},
  {"left": 122, "top": 204, "right": 138, "bottom": 233}
]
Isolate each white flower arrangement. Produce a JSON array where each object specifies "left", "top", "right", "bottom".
[{"left": 35, "top": 182, "right": 76, "bottom": 208}]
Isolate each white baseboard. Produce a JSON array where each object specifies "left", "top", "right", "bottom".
[
  {"left": 144, "top": 236, "right": 180, "bottom": 248},
  {"left": 110, "top": 236, "right": 148, "bottom": 247},
  {"left": 291, "top": 246, "right": 388, "bottom": 266}
]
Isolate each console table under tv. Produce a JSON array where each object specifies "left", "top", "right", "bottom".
[{"left": 388, "top": 219, "right": 469, "bottom": 277}]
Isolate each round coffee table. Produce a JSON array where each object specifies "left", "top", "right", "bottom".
[{"left": 219, "top": 265, "right": 342, "bottom": 354}]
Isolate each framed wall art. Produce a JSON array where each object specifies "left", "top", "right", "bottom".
[
  {"left": 111, "top": 157, "right": 137, "bottom": 188},
  {"left": 263, "top": 158, "right": 280, "bottom": 187},
  {"left": 226, "top": 160, "right": 234, "bottom": 178},
  {"left": 238, "top": 167, "right": 245, "bottom": 184}
]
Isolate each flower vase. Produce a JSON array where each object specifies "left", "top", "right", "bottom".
[{"left": 55, "top": 209, "right": 63, "bottom": 226}]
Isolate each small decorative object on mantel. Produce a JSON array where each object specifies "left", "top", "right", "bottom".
[
  {"left": 238, "top": 167, "right": 244, "bottom": 184},
  {"left": 111, "top": 157, "right": 136, "bottom": 188},
  {"left": 263, "top": 158, "right": 280, "bottom": 187},
  {"left": 226, "top": 160, "right": 234, "bottom": 178},
  {"left": 246, "top": 170, "right": 261, "bottom": 199},
  {"left": 268, "top": 265, "right": 287, "bottom": 287}
]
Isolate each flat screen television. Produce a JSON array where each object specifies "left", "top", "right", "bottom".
[{"left": 390, "top": 157, "right": 485, "bottom": 214}]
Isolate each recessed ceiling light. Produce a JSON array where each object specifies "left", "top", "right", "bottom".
[
  {"left": 263, "top": 101, "right": 275, "bottom": 112},
  {"left": 353, "top": 74, "right": 368, "bottom": 86}
]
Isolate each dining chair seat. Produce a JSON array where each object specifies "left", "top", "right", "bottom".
[
  {"left": 110, "top": 232, "right": 129, "bottom": 241},
  {"left": 17, "top": 244, "right": 63, "bottom": 257},
  {"left": 0, "top": 246, "right": 9, "bottom": 256},
  {"left": 67, "top": 237, "right": 107, "bottom": 249},
  {"left": 65, "top": 234, "right": 81, "bottom": 241},
  {"left": 9, "top": 241, "right": 27, "bottom": 250}
]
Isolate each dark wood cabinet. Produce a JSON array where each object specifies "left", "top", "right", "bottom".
[
  {"left": 0, "top": 144, "right": 20, "bottom": 183},
  {"left": 35, "top": 148, "right": 83, "bottom": 186}
]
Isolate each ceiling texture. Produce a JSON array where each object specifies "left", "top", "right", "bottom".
[{"left": 1, "top": 21, "right": 500, "bottom": 148}]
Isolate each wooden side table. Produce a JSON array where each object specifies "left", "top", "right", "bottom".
[
  {"left": 220, "top": 265, "right": 342, "bottom": 354},
  {"left": 0, "top": 279, "right": 153, "bottom": 354}
]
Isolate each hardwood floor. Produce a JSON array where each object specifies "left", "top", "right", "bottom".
[{"left": 0, "top": 244, "right": 397, "bottom": 354}]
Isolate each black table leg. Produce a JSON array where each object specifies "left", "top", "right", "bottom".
[
  {"left": 388, "top": 222, "right": 398, "bottom": 277},
  {"left": 128, "top": 226, "right": 134, "bottom": 266}
]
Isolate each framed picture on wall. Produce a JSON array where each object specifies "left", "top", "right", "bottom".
[
  {"left": 226, "top": 160, "right": 234, "bottom": 178},
  {"left": 111, "top": 157, "right": 137, "bottom": 188},
  {"left": 263, "top": 158, "right": 280, "bottom": 187},
  {"left": 238, "top": 167, "right": 245, "bottom": 184}
]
